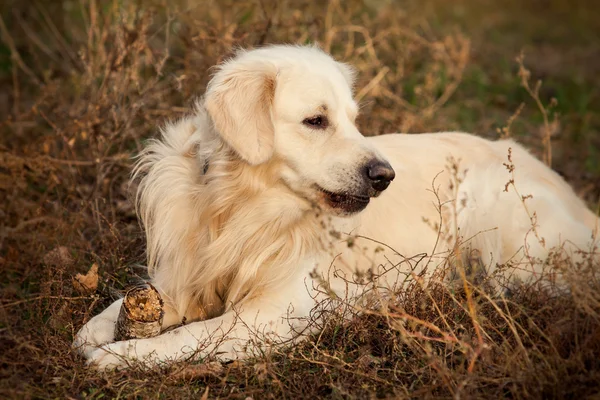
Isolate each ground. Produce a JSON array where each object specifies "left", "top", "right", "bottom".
[{"left": 1, "top": 0, "right": 599, "bottom": 398}]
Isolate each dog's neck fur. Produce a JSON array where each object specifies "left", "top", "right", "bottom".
[{"left": 134, "top": 108, "right": 326, "bottom": 321}]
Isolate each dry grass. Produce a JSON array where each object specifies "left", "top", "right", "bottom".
[{"left": 1, "top": 0, "right": 599, "bottom": 398}]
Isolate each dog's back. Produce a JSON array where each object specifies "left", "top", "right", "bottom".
[{"left": 358, "top": 132, "right": 599, "bottom": 285}]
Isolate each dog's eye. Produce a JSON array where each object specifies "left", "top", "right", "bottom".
[{"left": 302, "top": 115, "right": 329, "bottom": 129}]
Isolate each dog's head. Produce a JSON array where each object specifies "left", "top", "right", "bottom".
[{"left": 204, "top": 45, "right": 394, "bottom": 216}]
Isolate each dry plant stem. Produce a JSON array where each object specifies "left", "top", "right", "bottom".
[
  {"left": 498, "top": 103, "right": 525, "bottom": 139},
  {"left": 516, "top": 53, "right": 555, "bottom": 167},
  {"left": 114, "top": 282, "right": 164, "bottom": 341},
  {"left": 445, "top": 159, "right": 485, "bottom": 372},
  {"left": 0, "top": 15, "right": 42, "bottom": 86},
  {"left": 503, "top": 147, "right": 546, "bottom": 251}
]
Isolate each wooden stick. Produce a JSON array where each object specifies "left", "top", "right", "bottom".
[{"left": 114, "top": 282, "right": 164, "bottom": 341}]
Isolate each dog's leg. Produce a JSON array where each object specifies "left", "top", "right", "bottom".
[
  {"left": 85, "top": 278, "right": 317, "bottom": 370},
  {"left": 86, "top": 301, "right": 309, "bottom": 370},
  {"left": 73, "top": 297, "right": 182, "bottom": 360},
  {"left": 73, "top": 298, "right": 123, "bottom": 359}
]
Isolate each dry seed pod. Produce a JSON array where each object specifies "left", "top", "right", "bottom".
[{"left": 114, "top": 282, "right": 164, "bottom": 341}]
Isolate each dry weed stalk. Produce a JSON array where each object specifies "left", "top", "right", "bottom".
[
  {"left": 516, "top": 52, "right": 559, "bottom": 167},
  {"left": 497, "top": 103, "right": 525, "bottom": 139},
  {"left": 503, "top": 147, "right": 546, "bottom": 253}
]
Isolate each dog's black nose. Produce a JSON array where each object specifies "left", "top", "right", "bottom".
[{"left": 366, "top": 159, "right": 395, "bottom": 192}]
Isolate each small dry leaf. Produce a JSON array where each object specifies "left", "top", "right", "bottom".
[
  {"left": 72, "top": 263, "right": 99, "bottom": 294},
  {"left": 43, "top": 246, "right": 73, "bottom": 267},
  {"left": 170, "top": 362, "right": 224, "bottom": 381}
]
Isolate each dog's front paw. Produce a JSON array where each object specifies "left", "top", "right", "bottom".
[
  {"left": 73, "top": 318, "right": 117, "bottom": 359},
  {"left": 73, "top": 299, "right": 123, "bottom": 358},
  {"left": 86, "top": 340, "right": 148, "bottom": 370},
  {"left": 86, "top": 338, "right": 165, "bottom": 371},
  {"left": 86, "top": 343, "right": 129, "bottom": 371}
]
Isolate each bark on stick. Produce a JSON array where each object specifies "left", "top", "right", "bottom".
[{"left": 114, "top": 282, "right": 164, "bottom": 341}]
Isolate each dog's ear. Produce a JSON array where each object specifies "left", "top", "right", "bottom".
[
  {"left": 336, "top": 62, "right": 357, "bottom": 90},
  {"left": 204, "top": 57, "right": 277, "bottom": 165}
]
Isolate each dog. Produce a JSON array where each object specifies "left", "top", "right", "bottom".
[{"left": 74, "top": 44, "right": 599, "bottom": 370}]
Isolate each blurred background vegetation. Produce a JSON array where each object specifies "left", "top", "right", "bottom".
[
  {"left": 1, "top": 0, "right": 598, "bottom": 189},
  {"left": 1, "top": 0, "right": 599, "bottom": 398}
]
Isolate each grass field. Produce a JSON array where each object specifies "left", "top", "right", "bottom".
[{"left": 1, "top": 0, "right": 599, "bottom": 398}]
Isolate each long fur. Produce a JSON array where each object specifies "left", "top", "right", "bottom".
[
  {"left": 133, "top": 105, "right": 323, "bottom": 320},
  {"left": 75, "top": 45, "right": 599, "bottom": 370}
]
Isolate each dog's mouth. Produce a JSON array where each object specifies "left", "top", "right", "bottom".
[{"left": 317, "top": 187, "right": 370, "bottom": 214}]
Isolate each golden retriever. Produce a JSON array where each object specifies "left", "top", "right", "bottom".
[{"left": 74, "top": 45, "right": 598, "bottom": 370}]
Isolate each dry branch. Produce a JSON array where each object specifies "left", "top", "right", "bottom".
[{"left": 114, "top": 282, "right": 164, "bottom": 341}]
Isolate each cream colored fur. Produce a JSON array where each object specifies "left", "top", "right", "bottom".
[{"left": 74, "top": 45, "right": 599, "bottom": 370}]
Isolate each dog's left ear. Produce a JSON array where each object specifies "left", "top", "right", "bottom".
[
  {"left": 204, "top": 57, "right": 277, "bottom": 165},
  {"left": 336, "top": 62, "right": 357, "bottom": 90}
]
